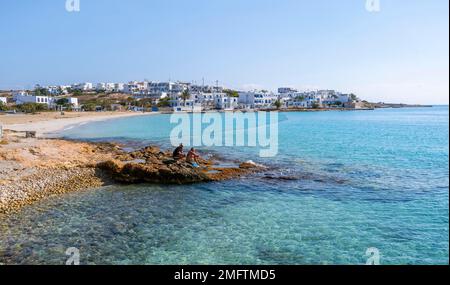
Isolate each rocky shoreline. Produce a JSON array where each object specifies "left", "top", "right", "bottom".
[
  {"left": 0, "top": 130, "right": 262, "bottom": 215},
  {"left": 0, "top": 167, "right": 106, "bottom": 215}
]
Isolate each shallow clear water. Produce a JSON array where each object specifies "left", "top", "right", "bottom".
[{"left": 1, "top": 107, "right": 448, "bottom": 265}]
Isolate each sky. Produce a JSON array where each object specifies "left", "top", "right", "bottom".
[{"left": 0, "top": 0, "right": 448, "bottom": 104}]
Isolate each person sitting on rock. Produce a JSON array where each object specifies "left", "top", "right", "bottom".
[
  {"left": 172, "top": 143, "right": 185, "bottom": 160},
  {"left": 186, "top": 148, "right": 201, "bottom": 168}
]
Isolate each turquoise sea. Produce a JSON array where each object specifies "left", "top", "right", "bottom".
[{"left": 0, "top": 107, "right": 448, "bottom": 265}]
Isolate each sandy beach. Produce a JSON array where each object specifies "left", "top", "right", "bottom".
[{"left": 0, "top": 111, "right": 156, "bottom": 137}]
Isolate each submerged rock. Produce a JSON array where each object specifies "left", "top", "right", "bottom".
[{"left": 263, "top": 175, "right": 299, "bottom": 181}]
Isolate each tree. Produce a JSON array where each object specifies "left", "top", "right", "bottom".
[
  {"left": 312, "top": 102, "right": 321, "bottom": 109},
  {"left": 17, "top": 103, "right": 48, "bottom": 113},
  {"left": 82, "top": 103, "right": 96, "bottom": 112},
  {"left": 126, "top": 97, "right": 140, "bottom": 107},
  {"left": 100, "top": 99, "right": 113, "bottom": 111},
  {"left": 350, "top": 93, "right": 358, "bottom": 102},
  {"left": 56, "top": 98, "right": 69, "bottom": 106},
  {"left": 274, "top": 99, "right": 282, "bottom": 109},
  {"left": 295, "top": 95, "right": 305, "bottom": 101},
  {"left": 180, "top": 89, "right": 190, "bottom": 106},
  {"left": 224, "top": 89, "right": 239, "bottom": 98},
  {"left": 73, "top": 89, "right": 83, "bottom": 97},
  {"left": 34, "top": 88, "right": 48, "bottom": 97},
  {"left": 139, "top": 98, "right": 153, "bottom": 109},
  {"left": 0, "top": 102, "right": 8, "bottom": 111},
  {"left": 55, "top": 98, "right": 73, "bottom": 111},
  {"left": 158, "top": 97, "right": 170, "bottom": 107}
]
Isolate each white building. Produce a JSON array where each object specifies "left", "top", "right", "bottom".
[
  {"left": 72, "top": 83, "right": 90, "bottom": 91},
  {"left": 168, "top": 91, "right": 237, "bottom": 110},
  {"left": 148, "top": 81, "right": 188, "bottom": 95},
  {"left": 189, "top": 84, "right": 223, "bottom": 93},
  {"left": 14, "top": 94, "right": 52, "bottom": 105},
  {"left": 278, "top": 87, "right": 298, "bottom": 94},
  {"left": 282, "top": 90, "right": 351, "bottom": 108},
  {"left": 96, "top": 83, "right": 116, "bottom": 92},
  {"left": 285, "top": 95, "right": 308, "bottom": 108},
  {"left": 96, "top": 83, "right": 107, "bottom": 91},
  {"left": 292, "top": 92, "right": 323, "bottom": 108},
  {"left": 0, "top": 97, "right": 7, "bottom": 105},
  {"left": 193, "top": 93, "right": 215, "bottom": 107},
  {"left": 172, "top": 103, "right": 202, "bottom": 112},
  {"left": 140, "top": 81, "right": 192, "bottom": 105},
  {"left": 123, "top": 82, "right": 136, "bottom": 94},
  {"left": 44, "top": 86, "right": 61, "bottom": 95},
  {"left": 124, "top": 81, "right": 149, "bottom": 95},
  {"left": 169, "top": 91, "right": 202, "bottom": 112},
  {"left": 214, "top": 94, "right": 238, "bottom": 110},
  {"left": 238, "top": 91, "right": 278, "bottom": 108},
  {"left": 318, "top": 90, "right": 351, "bottom": 107},
  {"left": 133, "top": 91, "right": 169, "bottom": 105},
  {"left": 153, "top": 92, "right": 170, "bottom": 101},
  {"left": 59, "top": 85, "right": 71, "bottom": 95},
  {"left": 106, "top": 83, "right": 116, "bottom": 92},
  {"left": 169, "top": 92, "right": 195, "bottom": 108},
  {"left": 316, "top": 90, "right": 335, "bottom": 98},
  {"left": 52, "top": 97, "right": 79, "bottom": 111},
  {"left": 67, "top": 97, "right": 79, "bottom": 107},
  {"left": 72, "top": 82, "right": 94, "bottom": 91},
  {"left": 114, "top": 83, "right": 125, "bottom": 92}
]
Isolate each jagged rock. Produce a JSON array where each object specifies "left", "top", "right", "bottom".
[
  {"left": 97, "top": 160, "right": 212, "bottom": 184},
  {"left": 239, "top": 161, "right": 264, "bottom": 169},
  {"left": 97, "top": 146, "right": 265, "bottom": 185}
]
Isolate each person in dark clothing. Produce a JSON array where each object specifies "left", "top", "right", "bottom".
[{"left": 173, "top": 143, "right": 185, "bottom": 160}]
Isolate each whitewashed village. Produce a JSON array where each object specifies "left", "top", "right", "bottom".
[{"left": 0, "top": 80, "right": 374, "bottom": 114}]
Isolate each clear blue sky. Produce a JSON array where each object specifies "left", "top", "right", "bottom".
[{"left": 0, "top": 0, "right": 448, "bottom": 104}]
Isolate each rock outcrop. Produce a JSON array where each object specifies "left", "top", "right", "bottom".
[
  {"left": 97, "top": 146, "right": 263, "bottom": 184},
  {"left": 98, "top": 159, "right": 212, "bottom": 184}
]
